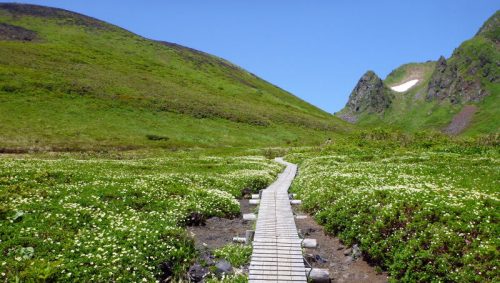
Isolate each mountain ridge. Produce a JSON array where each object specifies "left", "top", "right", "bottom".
[
  {"left": 336, "top": 11, "right": 499, "bottom": 136},
  {"left": 336, "top": 71, "right": 392, "bottom": 123}
]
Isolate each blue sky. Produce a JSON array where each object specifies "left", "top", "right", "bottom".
[{"left": 5, "top": 1, "right": 498, "bottom": 112}]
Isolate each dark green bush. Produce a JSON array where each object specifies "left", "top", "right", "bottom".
[{"left": 146, "top": 134, "right": 169, "bottom": 141}]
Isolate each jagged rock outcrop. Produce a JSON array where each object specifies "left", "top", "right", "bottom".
[
  {"left": 426, "top": 52, "right": 493, "bottom": 103},
  {"left": 337, "top": 71, "right": 392, "bottom": 123},
  {"left": 427, "top": 56, "right": 454, "bottom": 100},
  {"left": 427, "top": 11, "right": 499, "bottom": 104}
]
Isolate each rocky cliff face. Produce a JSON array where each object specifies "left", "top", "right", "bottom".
[
  {"left": 426, "top": 56, "right": 489, "bottom": 104},
  {"left": 427, "top": 12, "right": 499, "bottom": 104},
  {"left": 426, "top": 49, "right": 496, "bottom": 103},
  {"left": 337, "top": 71, "right": 392, "bottom": 123}
]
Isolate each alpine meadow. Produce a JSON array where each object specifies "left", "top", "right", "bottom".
[{"left": 0, "top": 3, "right": 498, "bottom": 283}]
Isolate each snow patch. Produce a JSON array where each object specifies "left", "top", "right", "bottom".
[{"left": 390, "top": 79, "right": 419, "bottom": 92}]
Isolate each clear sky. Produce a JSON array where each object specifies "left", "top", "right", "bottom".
[{"left": 4, "top": 1, "right": 498, "bottom": 112}]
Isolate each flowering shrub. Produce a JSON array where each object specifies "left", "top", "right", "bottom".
[
  {"left": 213, "top": 244, "right": 252, "bottom": 267},
  {"left": 0, "top": 154, "right": 281, "bottom": 281},
  {"left": 289, "top": 149, "right": 499, "bottom": 282}
]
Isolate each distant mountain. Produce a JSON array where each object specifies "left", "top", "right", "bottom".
[
  {"left": 337, "top": 71, "right": 393, "bottom": 123},
  {"left": 336, "top": 11, "right": 499, "bottom": 136},
  {"left": 0, "top": 3, "right": 350, "bottom": 151}
]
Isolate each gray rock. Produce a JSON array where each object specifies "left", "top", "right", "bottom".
[
  {"left": 199, "top": 251, "right": 215, "bottom": 266},
  {"left": 314, "top": 254, "right": 328, "bottom": 264},
  {"left": 349, "top": 71, "right": 392, "bottom": 113},
  {"left": 188, "top": 263, "right": 208, "bottom": 282},
  {"left": 337, "top": 71, "right": 392, "bottom": 123},
  {"left": 215, "top": 260, "right": 232, "bottom": 275},
  {"left": 352, "top": 244, "right": 362, "bottom": 259},
  {"left": 308, "top": 268, "right": 331, "bottom": 283}
]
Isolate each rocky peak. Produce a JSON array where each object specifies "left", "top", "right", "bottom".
[
  {"left": 436, "top": 56, "right": 447, "bottom": 70},
  {"left": 427, "top": 11, "right": 499, "bottom": 104},
  {"left": 337, "top": 71, "right": 392, "bottom": 123},
  {"left": 346, "top": 71, "right": 390, "bottom": 113},
  {"left": 426, "top": 56, "right": 456, "bottom": 101}
]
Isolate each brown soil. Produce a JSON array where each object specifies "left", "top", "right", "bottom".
[
  {"left": 188, "top": 199, "right": 255, "bottom": 250},
  {"left": 294, "top": 208, "right": 388, "bottom": 283},
  {"left": 443, "top": 105, "right": 477, "bottom": 135}
]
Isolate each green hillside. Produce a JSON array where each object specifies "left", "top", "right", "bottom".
[
  {"left": 0, "top": 3, "right": 349, "bottom": 152},
  {"left": 336, "top": 11, "right": 499, "bottom": 136}
]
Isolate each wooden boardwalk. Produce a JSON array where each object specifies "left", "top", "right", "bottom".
[{"left": 249, "top": 158, "right": 307, "bottom": 282}]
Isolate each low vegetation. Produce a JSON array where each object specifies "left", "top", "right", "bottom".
[
  {"left": 213, "top": 244, "right": 252, "bottom": 268},
  {"left": 0, "top": 151, "right": 281, "bottom": 281},
  {"left": 287, "top": 131, "right": 499, "bottom": 282},
  {"left": 0, "top": 4, "right": 497, "bottom": 283},
  {"left": 1, "top": 130, "right": 498, "bottom": 282}
]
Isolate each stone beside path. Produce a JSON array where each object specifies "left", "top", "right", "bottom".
[{"left": 249, "top": 158, "right": 307, "bottom": 282}]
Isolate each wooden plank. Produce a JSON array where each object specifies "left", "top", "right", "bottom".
[{"left": 249, "top": 158, "right": 306, "bottom": 283}]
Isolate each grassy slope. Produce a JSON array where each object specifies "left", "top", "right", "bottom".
[{"left": 0, "top": 4, "right": 350, "bottom": 151}]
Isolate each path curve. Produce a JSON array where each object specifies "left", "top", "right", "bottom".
[{"left": 249, "top": 158, "right": 307, "bottom": 282}]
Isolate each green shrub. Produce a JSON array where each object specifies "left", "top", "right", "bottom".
[
  {"left": 289, "top": 146, "right": 499, "bottom": 282},
  {"left": 213, "top": 244, "right": 252, "bottom": 267}
]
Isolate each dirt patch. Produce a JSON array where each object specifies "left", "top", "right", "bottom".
[
  {"left": 186, "top": 199, "right": 254, "bottom": 281},
  {"left": 0, "top": 23, "right": 37, "bottom": 41},
  {"left": 294, "top": 208, "right": 388, "bottom": 283},
  {"left": 188, "top": 199, "right": 255, "bottom": 250},
  {"left": 443, "top": 105, "right": 477, "bottom": 135}
]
